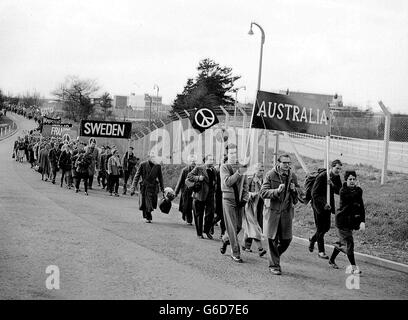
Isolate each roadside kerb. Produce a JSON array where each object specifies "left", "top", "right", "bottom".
[{"left": 171, "top": 202, "right": 408, "bottom": 274}]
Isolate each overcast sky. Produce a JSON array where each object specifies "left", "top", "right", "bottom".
[{"left": 1, "top": 0, "right": 407, "bottom": 113}]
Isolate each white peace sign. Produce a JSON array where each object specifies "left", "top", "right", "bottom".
[
  {"left": 194, "top": 108, "right": 216, "bottom": 128},
  {"left": 63, "top": 133, "right": 71, "bottom": 142}
]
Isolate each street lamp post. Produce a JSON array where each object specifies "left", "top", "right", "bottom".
[
  {"left": 146, "top": 94, "right": 153, "bottom": 130},
  {"left": 234, "top": 86, "right": 246, "bottom": 125},
  {"left": 153, "top": 84, "right": 159, "bottom": 117},
  {"left": 248, "top": 21, "right": 268, "bottom": 164}
]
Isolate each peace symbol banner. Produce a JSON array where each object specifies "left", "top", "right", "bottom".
[
  {"left": 190, "top": 107, "right": 219, "bottom": 133},
  {"left": 250, "top": 91, "right": 330, "bottom": 136}
]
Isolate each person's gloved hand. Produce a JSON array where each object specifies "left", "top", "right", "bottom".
[{"left": 359, "top": 222, "right": 366, "bottom": 231}]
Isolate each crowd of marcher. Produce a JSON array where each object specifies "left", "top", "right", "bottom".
[
  {"left": 11, "top": 110, "right": 367, "bottom": 276},
  {"left": 13, "top": 133, "right": 140, "bottom": 197},
  {"left": 137, "top": 144, "right": 366, "bottom": 275}
]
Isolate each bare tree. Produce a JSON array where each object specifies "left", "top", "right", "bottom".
[
  {"left": 52, "top": 76, "right": 99, "bottom": 121},
  {"left": 99, "top": 92, "right": 113, "bottom": 120}
]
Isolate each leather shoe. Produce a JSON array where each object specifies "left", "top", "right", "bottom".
[
  {"left": 269, "top": 267, "right": 282, "bottom": 275},
  {"left": 231, "top": 255, "right": 243, "bottom": 263},
  {"left": 258, "top": 249, "right": 267, "bottom": 257},
  {"left": 220, "top": 240, "right": 228, "bottom": 254},
  {"left": 318, "top": 252, "right": 329, "bottom": 259},
  {"left": 241, "top": 246, "right": 252, "bottom": 252},
  {"left": 205, "top": 232, "right": 213, "bottom": 240}
]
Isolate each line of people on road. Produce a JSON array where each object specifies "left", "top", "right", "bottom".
[
  {"left": 171, "top": 144, "right": 366, "bottom": 275},
  {"left": 13, "top": 133, "right": 140, "bottom": 197},
  {"left": 12, "top": 130, "right": 367, "bottom": 276}
]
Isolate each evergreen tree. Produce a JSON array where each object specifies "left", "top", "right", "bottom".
[{"left": 172, "top": 58, "right": 240, "bottom": 113}]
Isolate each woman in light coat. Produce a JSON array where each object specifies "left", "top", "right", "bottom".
[
  {"left": 107, "top": 149, "right": 121, "bottom": 196},
  {"left": 242, "top": 163, "right": 267, "bottom": 257}
]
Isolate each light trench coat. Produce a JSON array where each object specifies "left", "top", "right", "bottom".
[
  {"left": 260, "top": 166, "right": 300, "bottom": 240},
  {"left": 242, "top": 175, "right": 264, "bottom": 241}
]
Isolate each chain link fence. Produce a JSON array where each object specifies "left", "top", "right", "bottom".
[{"left": 127, "top": 104, "right": 408, "bottom": 174}]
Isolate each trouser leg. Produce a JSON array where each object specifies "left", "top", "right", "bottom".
[
  {"left": 193, "top": 199, "right": 205, "bottom": 236},
  {"left": 267, "top": 218, "right": 292, "bottom": 269},
  {"left": 123, "top": 171, "right": 129, "bottom": 194},
  {"left": 108, "top": 174, "right": 113, "bottom": 193},
  {"left": 311, "top": 208, "right": 330, "bottom": 253},
  {"left": 142, "top": 210, "right": 152, "bottom": 221},
  {"left": 203, "top": 193, "right": 215, "bottom": 234},
  {"left": 67, "top": 170, "right": 72, "bottom": 186},
  {"left": 278, "top": 239, "right": 292, "bottom": 256},
  {"left": 51, "top": 166, "right": 57, "bottom": 182},
  {"left": 75, "top": 175, "right": 80, "bottom": 190},
  {"left": 185, "top": 198, "right": 193, "bottom": 224},
  {"left": 60, "top": 170, "right": 65, "bottom": 186},
  {"left": 114, "top": 175, "right": 119, "bottom": 194},
  {"left": 106, "top": 173, "right": 111, "bottom": 191},
  {"left": 330, "top": 248, "right": 341, "bottom": 262},
  {"left": 83, "top": 174, "right": 88, "bottom": 193},
  {"left": 267, "top": 238, "right": 280, "bottom": 269},
  {"left": 222, "top": 199, "right": 242, "bottom": 257},
  {"left": 88, "top": 174, "right": 93, "bottom": 188}
]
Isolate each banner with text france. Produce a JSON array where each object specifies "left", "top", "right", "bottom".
[
  {"left": 79, "top": 120, "right": 132, "bottom": 139},
  {"left": 250, "top": 91, "right": 330, "bottom": 136}
]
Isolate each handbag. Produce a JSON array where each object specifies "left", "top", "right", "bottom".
[{"left": 159, "top": 197, "right": 172, "bottom": 214}]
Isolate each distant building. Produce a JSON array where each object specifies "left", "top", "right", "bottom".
[
  {"left": 128, "top": 93, "right": 171, "bottom": 118},
  {"left": 113, "top": 95, "right": 128, "bottom": 109},
  {"left": 279, "top": 90, "right": 343, "bottom": 109}
]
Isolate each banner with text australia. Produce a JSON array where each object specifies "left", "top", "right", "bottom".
[
  {"left": 79, "top": 120, "right": 132, "bottom": 139},
  {"left": 251, "top": 91, "right": 330, "bottom": 136}
]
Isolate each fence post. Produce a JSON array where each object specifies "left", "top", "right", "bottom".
[
  {"left": 379, "top": 101, "right": 391, "bottom": 185},
  {"left": 219, "top": 106, "right": 230, "bottom": 128},
  {"left": 237, "top": 105, "right": 247, "bottom": 129}
]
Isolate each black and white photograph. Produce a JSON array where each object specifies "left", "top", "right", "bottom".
[{"left": 0, "top": 0, "right": 407, "bottom": 310}]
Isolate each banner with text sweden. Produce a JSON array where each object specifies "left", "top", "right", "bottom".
[
  {"left": 251, "top": 91, "right": 330, "bottom": 136},
  {"left": 79, "top": 120, "right": 132, "bottom": 139}
]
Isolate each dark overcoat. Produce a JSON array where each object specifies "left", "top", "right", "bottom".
[
  {"left": 174, "top": 165, "right": 194, "bottom": 215},
  {"left": 335, "top": 183, "right": 366, "bottom": 230},
  {"left": 38, "top": 148, "right": 50, "bottom": 175},
  {"left": 186, "top": 165, "right": 216, "bottom": 202},
  {"left": 132, "top": 160, "right": 164, "bottom": 212},
  {"left": 311, "top": 171, "right": 342, "bottom": 215}
]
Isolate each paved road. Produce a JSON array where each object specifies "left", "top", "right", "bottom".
[{"left": 0, "top": 113, "right": 407, "bottom": 300}]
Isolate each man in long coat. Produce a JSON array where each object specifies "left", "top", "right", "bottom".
[
  {"left": 39, "top": 143, "right": 51, "bottom": 181},
  {"left": 260, "top": 154, "right": 300, "bottom": 275},
  {"left": 174, "top": 154, "right": 197, "bottom": 225},
  {"left": 48, "top": 142, "right": 61, "bottom": 184},
  {"left": 310, "top": 159, "right": 342, "bottom": 258},
  {"left": 85, "top": 139, "right": 99, "bottom": 190},
  {"left": 186, "top": 154, "right": 217, "bottom": 239},
  {"left": 130, "top": 152, "right": 164, "bottom": 223}
]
